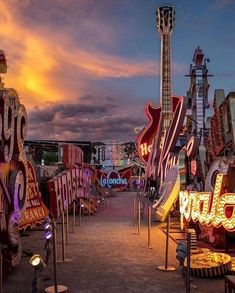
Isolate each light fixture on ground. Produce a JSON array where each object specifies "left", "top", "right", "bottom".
[
  {"left": 45, "top": 216, "right": 68, "bottom": 293},
  {"left": 45, "top": 230, "right": 53, "bottom": 241},
  {"left": 30, "top": 254, "right": 46, "bottom": 271},
  {"left": 44, "top": 217, "right": 53, "bottom": 264},
  {"left": 30, "top": 254, "right": 46, "bottom": 293}
]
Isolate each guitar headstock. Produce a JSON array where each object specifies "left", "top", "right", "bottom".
[{"left": 156, "top": 5, "right": 175, "bottom": 35}]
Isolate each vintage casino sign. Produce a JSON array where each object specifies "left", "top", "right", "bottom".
[
  {"left": 0, "top": 51, "right": 30, "bottom": 266},
  {"left": 0, "top": 88, "right": 28, "bottom": 223},
  {"left": 48, "top": 167, "right": 93, "bottom": 218},
  {"left": 136, "top": 103, "right": 160, "bottom": 165},
  {"left": 99, "top": 169, "right": 131, "bottom": 190},
  {"left": 62, "top": 144, "right": 83, "bottom": 168},
  {"left": 20, "top": 161, "right": 49, "bottom": 229},
  {"left": 180, "top": 173, "right": 235, "bottom": 232},
  {"left": 136, "top": 97, "right": 182, "bottom": 166}
]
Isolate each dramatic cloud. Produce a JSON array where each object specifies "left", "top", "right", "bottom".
[
  {"left": 0, "top": 0, "right": 159, "bottom": 109},
  {"left": 1, "top": 0, "right": 212, "bottom": 142},
  {"left": 28, "top": 95, "right": 146, "bottom": 141}
]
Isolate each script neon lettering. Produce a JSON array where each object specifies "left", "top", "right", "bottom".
[
  {"left": 180, "top": 173, "right": 235, "bottom": 232},
  {"left": 139, "top": 143, "right": 152, "bottom": 156},
  {"left": 100, "top": 177, "right": 127, "bottom": 187}
]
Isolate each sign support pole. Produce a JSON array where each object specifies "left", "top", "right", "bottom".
[
  {"left": 72, "top": 201, "right": 76, "bottom": 233},
  {"left": 157, "top": 213, "right": 175, "bottom": 271},
  {"left": 79, "top": 198, "right": 82, "bottom": 226},
  {"left": 133, "top": 195, "right": 136, "bottom": 226},
  {"left": 65, "top": 206, "right": 69, "bottom": 243},
  {"left": 138, "top": 200, "right": 141, "bottom": 235},
  {"left": 186, "top": 232, "right": 191, "bottom": 293},
  {"left": 57, "top": 212, "right": 72, "bottom": 264},
  {"left": 88, "top": 197, "right": 91, "bottom": 221},
  {"left": 45, "top": 219, "right": 68, "bottom": 293},
  {"left": 148, "top": 206, "right": 151, "bottom": 247}
]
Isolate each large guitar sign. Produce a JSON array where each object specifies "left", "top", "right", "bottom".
[{"left": 137, "top": 6, "right": 176, "bottom": 166}]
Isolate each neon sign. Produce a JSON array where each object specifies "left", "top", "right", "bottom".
[
  {"left": 98, "top": 169, "right": 131, "bottom": 190},
  {"left": 100, "top": 170, "right": 128, "bottom": 188},
  {"left": 100, "top": 176, "right": 127, "bottom": 187},
  {"left": 180, "top": 173, "right": 235, "bottom": 232},
  {"left": 139, "top": 142, "right": 152, "bottom": 157}
]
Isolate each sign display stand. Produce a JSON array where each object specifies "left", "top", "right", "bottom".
[
  {"left": 138, "top": 200, "right": 141, "bottom": 235},
  {"left": 65, "top": 206, "right": 69, "bottom": 244},
  {"left": 45, "top": 220, "right": 68, "bottom": 293},
  {"left": 132, "top": 195, "right": 136, "bottom": 226},
  {"left": 148, "top": 207, "right": 151, "bottom": 247},
  {"left": 157, "top": 213, "right": 175, "bottom": 271},
  {"left": 72, "top": 201, "right": 76, "bottom": 232},
  {"left": 57, "top": 212, "right": 72, "bottom": 264}
]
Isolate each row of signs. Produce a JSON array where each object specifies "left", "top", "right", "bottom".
[
  {"left": 48, "top": 167, "right": 93, "bottom": 218},
  {"left": 137, "top": 92, "right": 235, "bottom": 233}
]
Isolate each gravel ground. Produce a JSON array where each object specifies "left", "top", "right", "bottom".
[{"left": 3, "top": 192, "right": 224, "bottom": 293}]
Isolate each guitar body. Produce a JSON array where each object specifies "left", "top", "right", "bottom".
[
  {"left": 143, "top": 96, "right": 184, "bottom": 191},
  {"left": 136, "top": 103, "right": 161, "bottom": 165}
]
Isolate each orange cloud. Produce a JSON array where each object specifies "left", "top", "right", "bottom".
[
  {"left": 0, "top": 0, "right": 159, "bottom": 109},
  {"left": 58, "top": 47, "right": 157, "bottom": 78},
  {"left": 0, "top": 1, "right": 63, "bottom": 107},
  {"left": 0, "top": 0, "right": 187, "bottom": 116}
]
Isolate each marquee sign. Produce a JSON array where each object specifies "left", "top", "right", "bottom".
[
  {"left": 48, "top": 167, "right": 93, "bottom": 218},
  {"left": 20, "top": 161, "right": 49, "bottom": 229},
  {"left": 180, "top": 173, "right": 235, "bottom": 232}
]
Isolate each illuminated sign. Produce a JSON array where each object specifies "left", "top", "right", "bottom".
[
  {"left": 62, "top": 144, "right": 83, "bottom": 168},
  {"left": 0, "top": 59, "right": 29, "bottom": 266},
  {"left": 20, "top": 161, "right": 49, "bottom": 229},
  {"left": 139, "top": 142, "right": 152, "bottom": 157},
  {"left": 48, "top": 167, "right": 93, "bottom": 218},
  {"left": 100, "top": 170, "right": 127, "bottom": 188},
  {"left": 180, "top": 173, "right": 235, "bottom": 232},
  {"left": 97, "top": 169, "right": 131, "bottom": 190},
  {"left": 136, "top": 103, "right": 161, "bottom": 165},
  {"left": 157, "top": 96, "right": 187, "bottom": 185}
]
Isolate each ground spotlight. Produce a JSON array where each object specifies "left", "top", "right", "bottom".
[
  {"left": 44, "top": 230, "right": 53, "bottom": 240},
  {"left": 44, "top": 222, "right": 51, "bottom": 230},
  {"left": 30, "top": 254, "right": 46, "bottom": 271},
  {"left": 44, "top": 217, "right": 53, "bottom": 264},
  {"left": 30, "top": 254, "right": 46, "bottom": 293}
]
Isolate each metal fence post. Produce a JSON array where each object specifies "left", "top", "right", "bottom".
[
  {"left": 186, "top": 232, "right": 191, "bottom": 293},
  {"left": 133, "top": 195, "right": 136, "bottom": 226},
  {"left": 138, "top": 200, "right": 141, "bottom": 235},
  {"left": 148, "top": 206, "right": 151, "bottom": 246}
]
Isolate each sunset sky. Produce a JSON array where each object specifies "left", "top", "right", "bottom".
[{"left": 1, "top": 0, "right": 235, "bottom": 142}]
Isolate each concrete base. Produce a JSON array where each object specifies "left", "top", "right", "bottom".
[
  {"left": 157, "top": 265, "right": 176, "bottom": 271},
  {"left": 45, "top": 285, "right": 68, "bottom": 292}
]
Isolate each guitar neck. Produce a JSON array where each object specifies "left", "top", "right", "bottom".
[{"left": 160, "top": 33, "right": 172, "bottom": 129}]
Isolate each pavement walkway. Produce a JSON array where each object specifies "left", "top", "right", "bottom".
[{"left": 3, "top": 192, "right": 224, "bottom": 292}]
